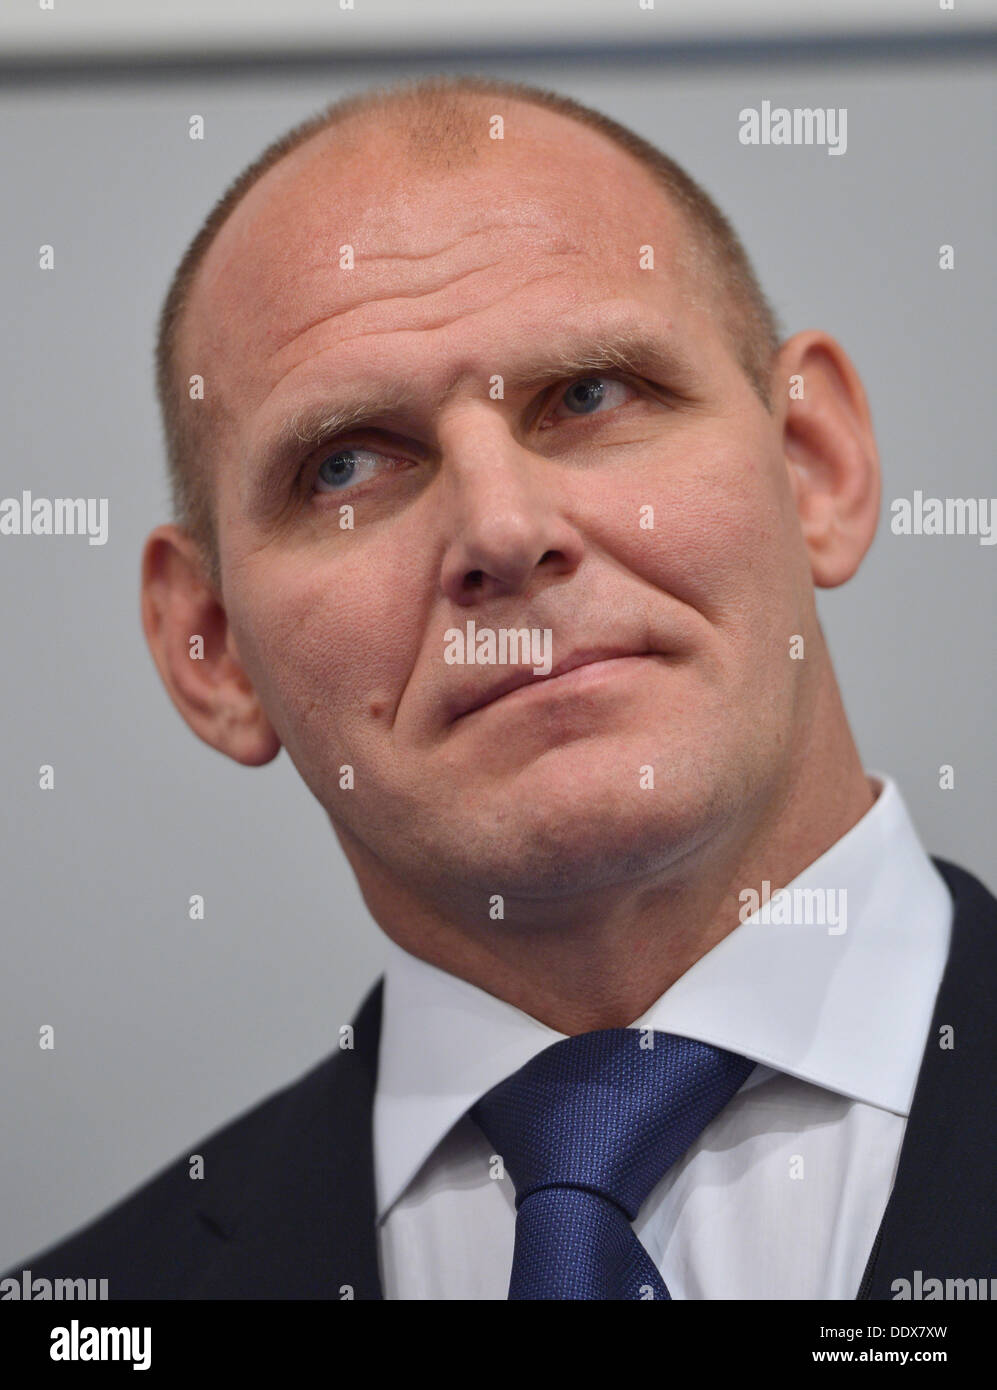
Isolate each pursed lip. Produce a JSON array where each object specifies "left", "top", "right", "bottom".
[{"left": 446, "top": 646, "right": 653, "bottom": 725}]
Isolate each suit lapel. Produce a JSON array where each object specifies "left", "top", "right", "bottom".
[
  {"left": 192, "top": 978, "right": 385, "bottom": 1299},
  {"left": 858, "top": 858, "right": 997, "bottom": 1298}
]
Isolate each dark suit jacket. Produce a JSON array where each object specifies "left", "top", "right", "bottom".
[{"left": 7, "top": 858, "right": 995, "bottom": 1300}]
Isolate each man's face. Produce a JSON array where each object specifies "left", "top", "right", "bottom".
[{"left": 183, "top": 106, "right": 820, "bottom": 911}]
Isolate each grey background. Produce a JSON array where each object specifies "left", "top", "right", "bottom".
[{"left": 1, "top": 46, "right": 994, "bottom": 1270}]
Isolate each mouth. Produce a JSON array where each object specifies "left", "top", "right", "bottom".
[{"left": 447, "top": 647, "right": 655, "bottom": 725}]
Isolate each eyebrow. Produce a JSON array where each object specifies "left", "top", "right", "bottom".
[{"left": 243, "top": 322, "right": 699, "bottom": 510}]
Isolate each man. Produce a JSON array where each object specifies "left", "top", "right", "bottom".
[{"left": 8, "top": 75, "right": 994, "bottom": 1301}]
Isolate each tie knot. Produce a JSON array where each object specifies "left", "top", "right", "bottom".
[{"left": 472, "top": 1028, "right": 753, "bottom": 1220}]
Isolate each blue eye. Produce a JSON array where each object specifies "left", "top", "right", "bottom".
[
  {"left": 314, "top": 447, "right": 381, "bottom": 493},
  {"left": 554, "top": 376, "right": 632, "bottom": 420},
  {"left": 563, "top": 379, "right": 607, "bottom": 413}
]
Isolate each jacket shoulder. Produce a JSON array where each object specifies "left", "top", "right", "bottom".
[
  {"left": 932, "top": 856, "right": 997, "bottom": 912},
  {"left": 5, "top": 1051, "right": 338, "bottom": 1297},
  {"left": 861, "top": 858, "right": 997, "bottom": 1297},
  {"left": 6, "top": 979, "right": 383, "bottom": 1299}
]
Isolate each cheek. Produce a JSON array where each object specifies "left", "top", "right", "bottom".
[
  {"left": 224, "top": 545, "right": 420, "bottom": 747},
  {"left": 596, "top": 430, "right": 800, "bottom": 628}
]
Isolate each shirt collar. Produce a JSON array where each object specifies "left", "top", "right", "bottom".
[{"left": 373, "top": 774, "right": 952, "bottom": 1221}]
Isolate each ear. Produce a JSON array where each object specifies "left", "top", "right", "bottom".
[
  {"left": 774, "top": 331, "right": 881, "bottom": 588},
  {"left": 140, "top": 525, "right": 281, "bottom": 767}
]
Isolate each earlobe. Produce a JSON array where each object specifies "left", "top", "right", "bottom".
[
  {"left": 140, "top": 525, "right": 282, "bottom": 767},
  {"left": 775, "top": 331, "right": 881, "bottom": 589}
]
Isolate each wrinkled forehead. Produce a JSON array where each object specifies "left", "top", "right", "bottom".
[{"left": 179, "top": 108, "right": 704, "bottom": 411}]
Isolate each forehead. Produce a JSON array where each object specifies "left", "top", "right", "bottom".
[
  {"left": 181, "top": 104, "right": 709, "bottom": 443},
  {"left": 187, "top": 106, "right": 699, "bottom": 327}
]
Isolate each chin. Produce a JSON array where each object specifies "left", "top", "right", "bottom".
[{"left": 446, "top": 767, "right": 728, "bottom": 901}]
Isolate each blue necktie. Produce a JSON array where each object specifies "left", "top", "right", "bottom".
[{"left": 471, "top": 1028, "right": 754, "bottom": 1300}]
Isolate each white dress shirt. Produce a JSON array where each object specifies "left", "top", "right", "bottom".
[{"left": 373, "top": 774, "right": 952, "bottom": 1299}]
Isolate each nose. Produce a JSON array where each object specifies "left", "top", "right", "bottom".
[{"left": 437, "top": 407, "right": 585, "bottom": 607}]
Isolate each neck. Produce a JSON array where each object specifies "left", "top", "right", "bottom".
[{"left": 341, "top": 675, "right": 875, "bottom": 1035}]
